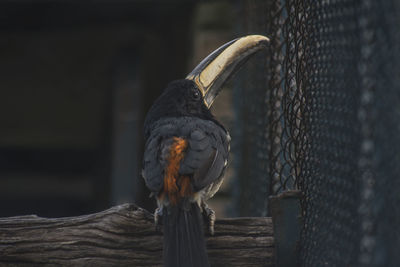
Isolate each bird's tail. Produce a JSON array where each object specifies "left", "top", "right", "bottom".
[{"left": 163, "top": 202, "right": 210, "bottom": 267}]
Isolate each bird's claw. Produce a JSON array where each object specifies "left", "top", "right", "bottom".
[
  {"left": 154, "top": 207, "right": 163, "bottom": 232},
  {"left": 202, "top": 203, "right": 216, "bottom": 235}
]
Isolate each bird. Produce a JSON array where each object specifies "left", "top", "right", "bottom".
[{"left": 142, "top": 35, "right": 269, "bottom": 267}]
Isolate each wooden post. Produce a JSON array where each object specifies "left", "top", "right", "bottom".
[
  {"left": 0, "top": 204, "right": 274, "bottom": 266},
  {"left": 269, "top": 190, "right": 302, "bottom": 267}
]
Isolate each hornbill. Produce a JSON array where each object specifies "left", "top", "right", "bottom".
[{"left": 142, "top": 35, "right": 269, "bottom": 267}]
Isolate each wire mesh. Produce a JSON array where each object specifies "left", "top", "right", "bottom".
[
  {"left": 299, "top": 1, "right": 362, "bottom": 265},
  {"left": 357, "top": 1, "right": 400, "bottom": 265},
  {"left": 234, "top": 0, "right": 400, "bottom": 265},
  {"left": 231, "top": 0, "right": 272, "bottom": 217}
]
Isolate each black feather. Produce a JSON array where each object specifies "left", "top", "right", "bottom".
[
  {"left": 142, "top": 79, "right": 230, "bottom": 267},
  {"left": 190, "top": 137, "right": 210, "bottom": 151},
  {"left": 163, "top": 202, "right": 210, "bottom": 267},
  {"left": 143, "top": 79, "right": 226, "bottom": 139},
  {"left": 191, "top": 130, "right": 207, "bottom": 141}
]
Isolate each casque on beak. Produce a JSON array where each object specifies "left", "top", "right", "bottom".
[{"left": 186, "top": 35, "right": 269, "bottom": 108}]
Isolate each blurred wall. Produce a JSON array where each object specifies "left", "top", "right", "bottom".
[
  {"left": 0, "top": 2, "right": 194, "bottom": 217},
  {"left": 0, "top": 1, "right": 239, "bottom": 218}
]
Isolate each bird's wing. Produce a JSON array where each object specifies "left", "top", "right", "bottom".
[
  {"left": 179, "top": 127, "right": 228, "bottom": 191},
  {"left": 142, "top": 132, "right": 176, "bottom": 193},
  {"left": 142, "top": 118, "right": 229, "bottom": 194}
]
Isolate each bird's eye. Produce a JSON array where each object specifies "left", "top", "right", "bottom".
[{"left": 192, "top": 89, "right": 201, "bottom": 100}]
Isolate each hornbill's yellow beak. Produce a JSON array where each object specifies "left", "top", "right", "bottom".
[{"left": 186, "top": 35, "right": 269, "bottom": 108}]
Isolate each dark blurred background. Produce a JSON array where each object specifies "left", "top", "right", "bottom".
[
  {"left": 0, "top": 1, "right": 243, "bottom": 218},
  {"left": 3, "top": 2, "right": 400, "bottom": 265}
]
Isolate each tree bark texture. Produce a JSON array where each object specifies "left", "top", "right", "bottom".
[{"left": 0, "top": 203, "right": 274, "bottom": 266}]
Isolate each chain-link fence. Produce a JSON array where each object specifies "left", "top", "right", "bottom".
[{"left": 233, "top": 0, "right": 400, "bottom": 265}]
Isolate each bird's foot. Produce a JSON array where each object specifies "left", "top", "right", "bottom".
[
  {"left": 154, "top": 206, "right": 163, "bottom": 232},
  {"left": 202, "top": 203, "right": 216, "bottom": 235}
]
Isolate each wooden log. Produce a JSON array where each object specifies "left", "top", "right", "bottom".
[{"left": 0, "top": 203, "right": 274, "bottom": 266}]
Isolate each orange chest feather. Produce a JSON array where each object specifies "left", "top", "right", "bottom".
[{"left": 161, "top": 137, "right": 192, "bottom": 205}]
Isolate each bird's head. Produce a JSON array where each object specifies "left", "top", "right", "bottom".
[
  {"left": 145, "top": 79, "right": 211, "bottom": 122},
  {"left": 144, "top": 35, "right": 269, "bottom": 134}
]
